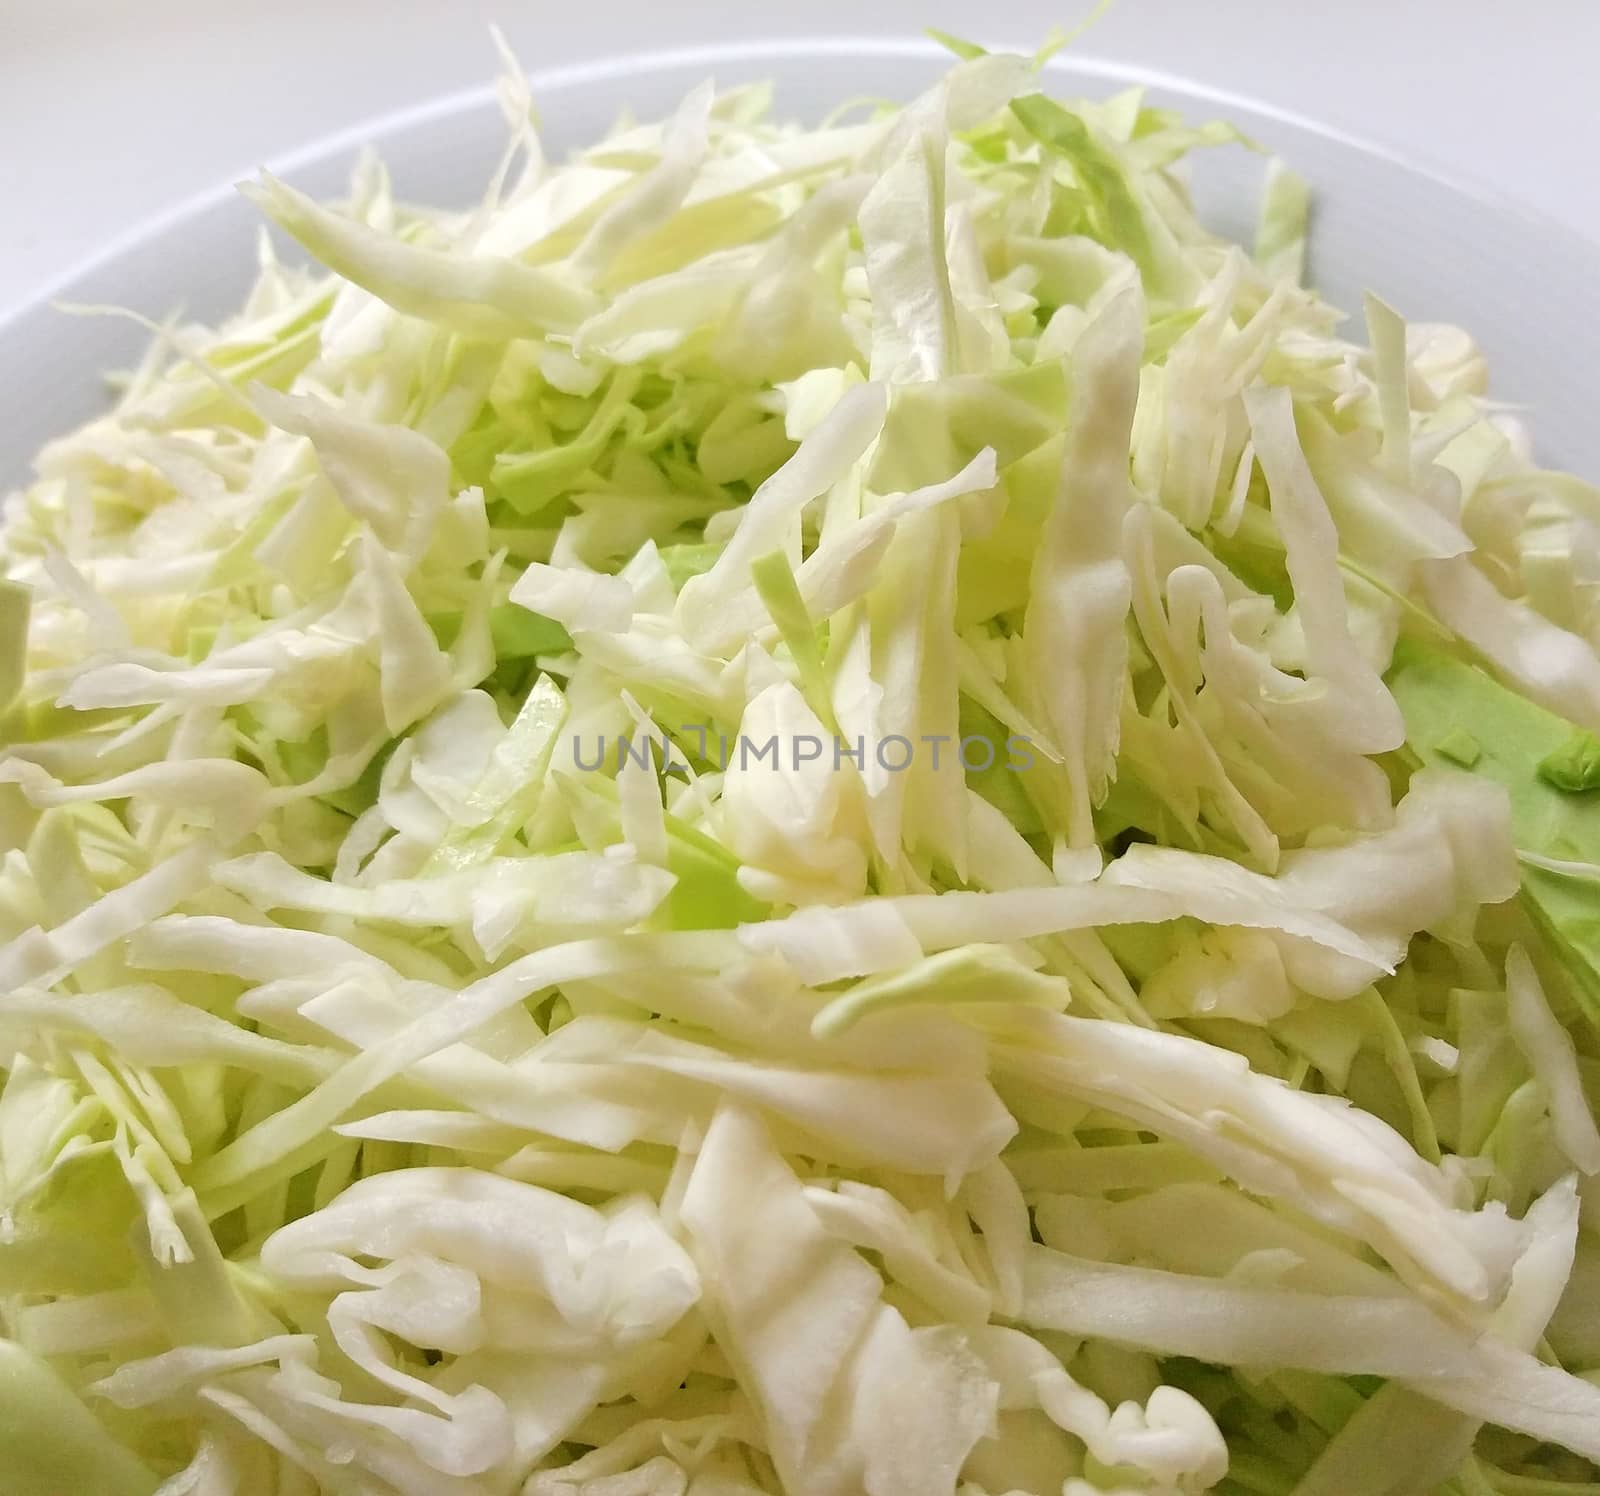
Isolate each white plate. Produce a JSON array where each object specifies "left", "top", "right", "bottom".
[{"left": 2, "top": 37, "right": 1596, "bottom": 489}]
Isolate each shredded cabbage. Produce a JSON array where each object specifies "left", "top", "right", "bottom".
[{"left": 1, "top": 31, "right": 1598, "bottom": 1496}]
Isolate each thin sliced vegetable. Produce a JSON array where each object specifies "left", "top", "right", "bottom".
[{"left": 1, "top": 37, "right": 1597, "bottom": 1496}]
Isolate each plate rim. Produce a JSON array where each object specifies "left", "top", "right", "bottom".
[{"left": 3, "top": 33, "right": 1594, "bottom": 335}]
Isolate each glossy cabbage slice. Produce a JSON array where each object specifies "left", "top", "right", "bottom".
[{"left": 0, "top": 30, "right": 1597, "bottom": 1496}]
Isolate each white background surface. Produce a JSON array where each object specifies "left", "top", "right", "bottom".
[{"left": 3, "top": 0, "right": 1597, "bottom": 310}]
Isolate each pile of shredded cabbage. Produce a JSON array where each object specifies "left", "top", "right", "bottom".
[{"left": 3, "top": 35, "right": 1600, "bottom": 1496}]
